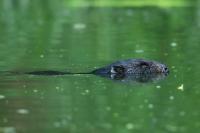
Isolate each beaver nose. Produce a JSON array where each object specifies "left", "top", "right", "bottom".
[{"left": 164, "top": 67, "right": 169, "bottom": 73}]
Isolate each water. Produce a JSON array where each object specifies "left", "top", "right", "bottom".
[{"left": 0, "top": 1, "right": 200, "bottom": 133}]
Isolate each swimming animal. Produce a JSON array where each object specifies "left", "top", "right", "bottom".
[
  {"left": 92, "top": 59, "right": 169, "bottom": 75},
  {"left": 90, "top": 59, "right": 169, "bottom": 82},
  {"left": 2, "top": 59, "right": 169, "bottom": 83}
]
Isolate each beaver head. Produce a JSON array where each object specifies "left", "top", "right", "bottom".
[
  {"left": 148, "top": 61, "right": 169, "bottom": 74},
  {"left": 92, "top": 59, "right": 169, "bottom": 76},
  {"left": 110, "top": 59, "right": 169, "bottom": 74}
]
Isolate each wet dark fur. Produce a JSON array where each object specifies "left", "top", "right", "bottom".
[{"left": 92, "top": 59, "right": 169, "bottom": 75}]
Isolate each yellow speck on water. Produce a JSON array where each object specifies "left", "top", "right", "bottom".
[{"left": 177, "top": 84, "right": 184, "bottom": 91}]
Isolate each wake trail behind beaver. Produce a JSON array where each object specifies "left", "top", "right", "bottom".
[
  {"left": 25, "top": 70, "right": 93, "bottom": 75},
  {"left": 0, "top": 70, "right": 93, "bottom": 76}
]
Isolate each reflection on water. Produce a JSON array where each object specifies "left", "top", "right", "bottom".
[
  {"left": 0, "top": 1, "right": 200, "bottom": 133},
  {"left": 96, "top": 73, "right": 168, "bottom": 83}
]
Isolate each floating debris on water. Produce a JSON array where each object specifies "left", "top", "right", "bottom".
[
  {"left": 16, "top": 109, "right": 29, "bottom": 114},
  {"left": 55, "top": 86, "right": 60, "bottom": 90},
  {"left": 170, "top": 42, "right": 177, "bottom": 47},
  {"left": 169, "top": 96, "right": 174, "bottom": 100},
  {"left": 156, "top": 85, "right": 161, "bottom": 89},
  {"left": 81, "top": 89, "right": 90, "bottom": 95},
  {"left": 55, "top": 86, "right": 64, "bottom": 92},
  {"left": 40, "top": 54, "right": 44, "bottom": 58},
  {"left": 73, "top": 23, "right": 86, "bottom": 30},
  {"left": 126, "top": 123, "right": 134, "bottom": 130},
  {"left": 0, "top": 95, "right": 5, "bottom": 100},
  {"left": 177, "top": 84, "right": 184, "bottom": 91},
  {"left": 171, "top": 66, "right": 176, "bottom": 69},
  {"left": 85, "top": 89, "right": 89, "bottom": 93},
  {"left": 148, "top": 104, "right": 154, "bottom": 109},
  {"left": 33, "top": 89, "right": 38, "bottom": 93},
  {"left": 135, "top": 49, "right": 144, "bottom": 53},
  {"left": 0, "top": 127, "right": 16, "bottom": 133}
]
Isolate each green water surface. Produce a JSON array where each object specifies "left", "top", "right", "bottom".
[{"left": 0, "top": 1, "right": 200, "bottom": 133}]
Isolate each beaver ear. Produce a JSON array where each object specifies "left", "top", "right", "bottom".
[{"left": 111, "top": 65, "right": 125, "bottom": 74}]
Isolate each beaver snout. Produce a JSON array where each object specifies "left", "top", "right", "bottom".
[
  {"left": 93, "top": 59, "right": 170, "bottom": 75},
  {"left": 163, "top": 67, "right": 169, "bottom": 73},
  {"left": 159, "top": 65, "right": 169, "bottom": 74}
]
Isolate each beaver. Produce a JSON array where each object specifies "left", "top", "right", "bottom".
[
  {"left": 23, "top": 59, "right": 169, "bottom": 83},
  {"left": 88, "top": 59, "right": 169, "bottom": 82},
  {"left": 92, "top": 59, "right": 169, "bottom": 75},
  {"left": 0, "top": 59, "right": 168, "bottom": 83},
  {"left": 100, "top": 72, "right": 168, "bottom": 83},
  {"left": 26, "top": 59, "right": 169, "bottom": 75}
]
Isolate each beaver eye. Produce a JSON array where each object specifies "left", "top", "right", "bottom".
[{"left": 164, "top": 67, "right": 169, "bottom": 72}]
